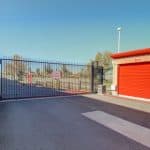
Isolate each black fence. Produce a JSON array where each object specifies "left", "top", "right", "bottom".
[{"left": 0, "top": 57, "right": 104, "bottom": 100}]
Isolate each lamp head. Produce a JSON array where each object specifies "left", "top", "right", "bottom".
[{"left": 117, "top": 27, "right": 122, "bottom": 31}]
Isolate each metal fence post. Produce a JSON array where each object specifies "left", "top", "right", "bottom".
[
  {"left": 100, "top": 67, "right": 104, "bottom": 85},
  {"left": 90, "top": 62, "right": 94, "bottom": 93},
  {"left": 79, "top": 80, "right": 81, "bottom": 90},
  {"left": 0, "top": 59, "right": 2, "bottom": 100}
]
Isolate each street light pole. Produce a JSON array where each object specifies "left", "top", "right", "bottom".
[{"left": 117, "top": 27, "right": 122, "bottom": 53}]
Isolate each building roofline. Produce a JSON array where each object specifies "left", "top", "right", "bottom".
[{"left": 111, "top": 48, "right": 150, "bottom": 59}]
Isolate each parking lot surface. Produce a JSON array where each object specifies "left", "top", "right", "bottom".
[{"left": 0, "top": 96, "right": 150, "bottom": 150}]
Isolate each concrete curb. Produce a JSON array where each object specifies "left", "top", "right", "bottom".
[{"left": 83, "top": 94, "right": 150, "bottom": 113}]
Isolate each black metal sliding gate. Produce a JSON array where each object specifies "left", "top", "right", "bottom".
[{"left": 0, "top": 57, "right": 104, "bottom": 100}]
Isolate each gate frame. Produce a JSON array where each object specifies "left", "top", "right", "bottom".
[
  {"left": 0, "top": 58, "right": 104, "bottom": 100},
  {"left": 91, "top": 61, "right": 104, "bottom": 93}
]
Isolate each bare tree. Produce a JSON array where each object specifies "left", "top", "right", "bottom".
[
  {"left": 94, "top": 51, "right": 112, "bottom": 68},
  {"left": 44, "top": 64, "right": 53, "bottom": 74},
  {"left": 4, "top": 54, "right": 27, "bottom": 81},
  {"left": 61, "top": 64, "right": 71, "bottom": 77},
  {"left": 36, "top": 68, "right": 40, "bottom": 76}
]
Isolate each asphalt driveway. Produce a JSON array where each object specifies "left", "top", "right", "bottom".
[{"left": 0, "top": 96, "right": 149, "bottom": 150}]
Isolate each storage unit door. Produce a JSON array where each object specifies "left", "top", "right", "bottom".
[{"left": 118, "top": 62, "right": 150, "bottom": 99}]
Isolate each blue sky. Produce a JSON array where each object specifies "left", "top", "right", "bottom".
[{"left": 0, "top": 0, "right": 150, "bottom": 62}]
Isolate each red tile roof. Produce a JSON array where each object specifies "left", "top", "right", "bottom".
[{"left": 111, "top": 48, "right": 150, "bottom": 59}]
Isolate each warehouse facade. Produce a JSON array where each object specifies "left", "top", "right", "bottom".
[{"left": 111, "top": 48, "right": 150, "bottom": 100}]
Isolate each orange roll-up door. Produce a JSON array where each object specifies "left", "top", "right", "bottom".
[{"left": 118, "top": 62, "right": 150, "bottom": 99}]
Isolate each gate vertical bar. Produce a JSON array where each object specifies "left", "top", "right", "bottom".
[
  {"left": 100, "top": 67, "right": 104, "bottom": 85},
  {"left": 90, "top": 62, "right": 94, "bottom": 93},
  {"left": 0, "top": 59, "right": 2, "bottom": 100}
]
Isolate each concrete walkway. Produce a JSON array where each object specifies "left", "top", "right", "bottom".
[
  {"left": 83, "top": 94, "right": 150, "bottom": 113},
  {"left": 83, "top": 110, "right": 150, "bottom": 148}
]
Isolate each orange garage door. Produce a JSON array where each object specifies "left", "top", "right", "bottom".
[{"left": 118, "top": 62, "right": 150, "bottom": 99}]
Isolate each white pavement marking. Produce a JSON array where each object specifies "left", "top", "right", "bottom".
[{"left": 82, "top": 111, "right": 150, "bottom": 148}]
